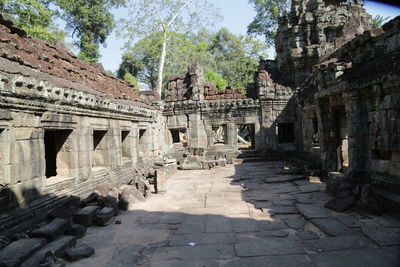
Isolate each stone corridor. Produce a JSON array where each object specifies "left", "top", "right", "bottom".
[{"left": 69, "top": 160, "right": 400, "bottom": 267}]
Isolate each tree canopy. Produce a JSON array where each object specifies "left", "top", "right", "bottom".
[
  {"left": 118, "top": 0, "right": 220, "bottom": 94},
  {"left": 117, "top": 28, "right": 268, "bottom": 91},
  {"left": 247, "top": 0, "right": 290, "bottom": 46}
]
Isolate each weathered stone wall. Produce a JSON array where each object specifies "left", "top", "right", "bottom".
[
  {"left": 0, "top": 18, "right": 170, "bottom": 233},
  {"left": 276, "top": 0, "right": 371, "bottom": 87}
]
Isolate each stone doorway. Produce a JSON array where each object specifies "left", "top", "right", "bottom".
[
  {"left": 237, "top": 124, "right": 255, "bottom": 149},
  {"left": 44, "top": 129, "right": 72, "bottom": 178},
  {"left": 334, "top": 108, "right": 349, "bottom": 171}
]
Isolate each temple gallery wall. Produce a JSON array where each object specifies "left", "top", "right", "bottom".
[{"left": 0, "top": 0, "right": 399, "bottom": 235}]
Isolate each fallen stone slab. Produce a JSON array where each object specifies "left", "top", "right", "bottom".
[
  {"left": 235, "top": 240, "right": 304, "bottom": 257},
  {"left": 35, "top": 251, "right": 66, "bottom": 267},
  {"left": 118, "top": 186, "right": 146, "bottom": 210},
  {"left": 283, "top": 217, "right": 306, "bottom": 230},
  {"left": 65, "top": 224, "right": 86, "bottom": 238},
  {"left": 21, "top": 235, "right": 76, "bottom": 267},
  {"left": 72, "top": 206, "right": 99, "bottom": 227},
  {"left": 96, "top": 207, "right": 115, "bottom": 226},
  {"left": 302, "top": 235, "right": 374, "bottom": 252},
  {"left": 311, "top": 218, "right": 360, "bottom": 237},
  {"left": 82, "top": 192, "right": 99, "bottom": 205},
  {"left": 64, "top": 244, "right": 95, "bottom": 262},
  {"left": 296, "top": 230, "right": 319, "bottom": 240},
  {"left": 295, "top": 204, "right": 328, "bottom": 219},
  {"left": 361, "top": 227, "right": 400, "bottom": 246},
  {"left": 0, "top": 238, "right": 47, "bottom": 267},
  {"left": 325, "top": 195, "right": 356, "bottom": 212},
  {"left": 29, "top": 218, "right": 69, "bottom": 241}
]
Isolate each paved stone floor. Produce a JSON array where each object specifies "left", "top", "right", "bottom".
[{"left": 69, "top": 159, "right": 400, "bottom": 267}]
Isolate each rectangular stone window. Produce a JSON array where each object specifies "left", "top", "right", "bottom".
[
  {"left": 212, "top": 125, "right": 227, "bottom": 145},
  {"left": 170, "top": 128, "right": 187, "bottom": 145},
  {"left": 92, "top": 130, "right": 108, "bottom": 168},
  {"left": 121, "top": 130, "right": 131, "bottom": 159},
  {"left": 139, "top": 129, "right": 146, "bottom": 144},
  {"left": 44, "top": 130, "right": 72, "bottom": 178},
  {"left": 277, "top": 123, "right": 295, "bottom": 143}
]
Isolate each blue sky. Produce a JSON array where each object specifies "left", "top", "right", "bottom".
[{"left": 97, "top": 0, "right": 400, "bottom": 72}]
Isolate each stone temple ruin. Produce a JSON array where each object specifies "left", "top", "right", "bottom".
[{"left": 0, "top": 0, "right": 400, "bottom": 266}]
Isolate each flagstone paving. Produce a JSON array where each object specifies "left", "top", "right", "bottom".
[{"left": 68, "top": 159, "right": 400, "bottom": 267}]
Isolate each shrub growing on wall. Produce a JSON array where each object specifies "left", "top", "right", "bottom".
[{"left": 205, "top": 72, "right": 227, "bottom": 90}]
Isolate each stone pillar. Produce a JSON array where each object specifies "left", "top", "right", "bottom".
[{"left": 188, "top": 112, "right": 207, "bottom": 148}]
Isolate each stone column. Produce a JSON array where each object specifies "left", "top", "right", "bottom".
[{"left": 188, "top": 112, "right": 207, "bottom": 148}]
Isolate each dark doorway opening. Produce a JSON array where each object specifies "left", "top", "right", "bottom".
[
  {"left": 44, "top": 130, "right": 71, "bottom": 178},
  {"left": 139, "top": 129, "right": 146, "bottom": 144},
  {"left": 169, "top": 128, "right": 187, "bottom": 145},
  {"left": 237, "top": 124, "right": 255, "bottom": 149},
  {"left": 277, "top": 123, "right": 295, "bottom": 143}
]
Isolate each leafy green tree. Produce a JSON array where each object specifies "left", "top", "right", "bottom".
[
  {"left": 372, "top": 14, "right": 390, "bottom": 28},
  {"left": 247, "top": 0, "right": 290, "bottom": 45},
  {"left": 206, "top": 72, "right": 227, "bottom": 90},
  {"left": 123, "top": 73, "right": 139, "bottom": 88},
  {"left": 0, "top": 0, "right": 66, "bottom": 44},
  {"left": 118, "top": 0, "right": 220, "bottom": 95},
  {"left": 118, "top": 31, "right": 217, "bottom": 90},
  {"left": 209, "top": 28, "right": 268, "bottom": 88},
  {"left": 57, "top": 0, "right": 125, "bottom": 63}
]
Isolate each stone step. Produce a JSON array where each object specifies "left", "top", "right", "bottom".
[
  {"left": 0, "top": 238, "right": 47, "bottom": 267},
  {"left": 20, "top": 235, "right": 76, "bottom": 267}
]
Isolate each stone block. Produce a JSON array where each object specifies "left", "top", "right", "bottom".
[
  {"left": 29, "top": 218, "right": 69, "bottom": 241},
  {"left": 64, "top": 244, "right": 95, "bottom": 262},
  {"left": 65, "top": 224, "right": 86, "bottom": 238},
  {"left": 96, "top": 207, "right": 115, "bottom": 226},
  {"left": 0, "top": 238, "right": 47, "bottom": 267},
  {"left": 72, "top": 206, "right": 99, "bottom": 227},
  {"left": 20, "top": 235, "right": 76, "bottom": 267}
]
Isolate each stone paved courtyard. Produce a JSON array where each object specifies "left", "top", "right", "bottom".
[{"left": 69, "top": 159, "right": 400, "bottom": 267}]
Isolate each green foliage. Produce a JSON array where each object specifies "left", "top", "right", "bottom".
[
  {"left": 118, "top": 28, "right": 268, "bottom": 91},
  {"left": 58, "top": 0, "right": 124, "bottom": 63},
  {"left": 247, "top": 0, "right": 290, "bottom": 45},
  {"left": 123, "top": 73, "right": 139, "bottom": 89},
  {"left": 209, "top": 28, "right": 268, "bottom": 88},
  {"left": 372, "top": 15, "right": 390, "bottom": 28},
  {"left": 0, "top": 0, "right": 67, "bottom": 44},
  {"left": 206, "top": 72, "right": 227, "bottom": 90}
]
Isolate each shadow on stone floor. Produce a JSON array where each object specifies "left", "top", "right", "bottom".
[{"left": 68, "top": 159, "right": 400, "bottom": 267}]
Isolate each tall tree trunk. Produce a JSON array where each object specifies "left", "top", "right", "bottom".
[{"left": 156, "top": 34, "right": 167, "bottom": 96}]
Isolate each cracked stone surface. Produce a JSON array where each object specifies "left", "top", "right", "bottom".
[{"left": 67, "top": 160, "right": 400, "bottom": 267}]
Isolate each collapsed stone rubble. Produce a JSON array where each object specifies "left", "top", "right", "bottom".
[{"left": 0, "top": 0, "right": 399, "bottom": 265}]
